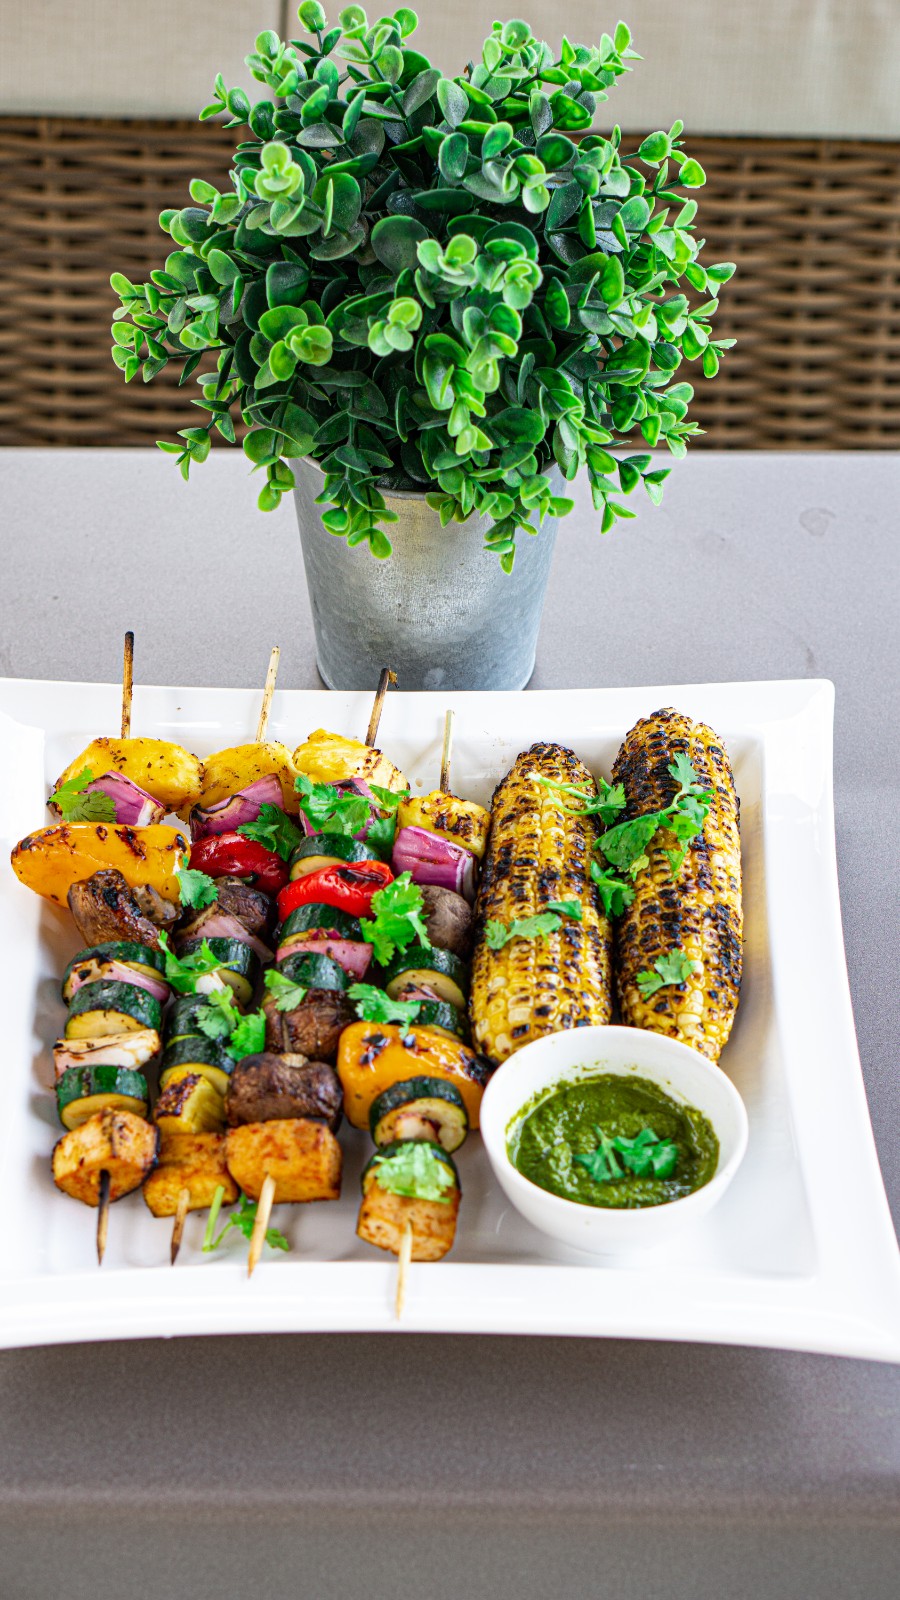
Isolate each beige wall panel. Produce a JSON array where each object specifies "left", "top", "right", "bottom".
[
  {"left": 0, "top": 0, "right": 897, "bottom": 136},
  {"left": 0, "top": 0, "right": 281, "bottom": 117},
  {"left": 411, "top": 0, "right": 900, "bottom": 139}
]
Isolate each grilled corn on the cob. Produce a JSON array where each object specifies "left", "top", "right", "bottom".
[
  {"left": 470, "top": 743, "right": 613, "bottom": 1063},
  {"left": 611, "top": 708, "right": 742, "bottom": 1062}
]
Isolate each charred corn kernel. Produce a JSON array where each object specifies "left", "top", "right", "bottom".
[
  {"left": 52, "top": 1108, "right": 158, "bottom": 1206},
  {"left": 153, "top": 1072, "right": 226, "bottom": 1134},
  {"left": 397, "top": 792, "right": 490, "bottom": 860},
  {"left": 142, "top": 1131, "right": 238, "bottom": 1217},
  {"left": 292, "top": 729, "right": 408, "bottom": 793},
  {"left": 181, "top": 741, "right": 299, "bottom": 819},
  {"left": 10, "top": 822, "right": 187, "bottom": 907},
  {"left": 470, "top": 743, "right": 613, "bottom": 1064},
  {"left": 611, "top": 708, "right": 742, "bottom": 1063},
  {"left": 52, "top": 737, "right": 202, "bottom": 815}
]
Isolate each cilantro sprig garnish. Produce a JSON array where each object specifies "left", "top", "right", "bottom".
[
  {"left": 360, "top": 872, "right": 431, "bottom": 965},
  {"left": 177, "top": 865, "right": 218, "bottom": 910},
  {"left": 485, "top": 901, "right": 582, "bottom": 950},
  {"left": 348, "top": 982, "right": 422, "bottom": 1027},
  {"left": 293, "top": 774, "right": 371, "bottom": 838},
  {"left": 574, "top": 1124, "right": 679, "bottom": 1184},
  {"left": 157, "top": 931, "right": 224, "bottom": 994},
  {"left": 47, "top": 766, "right": 115, "bottom": 823},
  {"left": 192, "top": 984, "right": 266, "bottom": 1057},
  {"left": 635, "top": 947, "right": 700, "bottom": 998},
  {"left": 590, "top": 861, "right": 636, "bottom": 919},
  {"left": 535, "top": 774, "right": 627, "bottom": 825},
  {"left": 263, "top": 967, "right": 308, "bottom": 1011},
  {"left": 202, "top": 1188, "right": 289, "bottom": 1254},
  {"left": 370, "top": 1144, "right": 456, "bottom": 1203},
  {"left": 597, "top": 755, "right": 712, "bottom": 882},
  {"left": 238, "top": 803, "right": 303, "bottom": 861}
]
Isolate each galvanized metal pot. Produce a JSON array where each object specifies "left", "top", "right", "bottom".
[{"left": 292, "top": 457, "right": 559, "bottom": 691}]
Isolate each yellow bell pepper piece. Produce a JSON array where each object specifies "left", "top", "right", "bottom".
[{"left": 10, "top": 822, "right": 188, "bottom": 907}]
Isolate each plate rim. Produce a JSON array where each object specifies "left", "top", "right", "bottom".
[{"left": 1, "top": 674, "right": 898, "bottom": 1360}]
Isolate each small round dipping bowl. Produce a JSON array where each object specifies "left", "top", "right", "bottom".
[{"left": 479, "top": 1025, "right": 749, "bottom": 1254}]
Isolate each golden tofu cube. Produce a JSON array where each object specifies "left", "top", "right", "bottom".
[
  {"left": 357, "top": 1177, "right": 460, "bottom": 1261},
  {"left": 142, "top": 1131, "right": 238, "bottom": 1216},
  {"left": 52, "top": 1108, "right": 158, "bottom": 1206},
  {"left": 225, "top": 1118, "right": 342, "bottom": 1203}
]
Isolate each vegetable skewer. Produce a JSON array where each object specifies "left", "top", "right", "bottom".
[{"left": 167, "top": 646, "right": 283, "bottom": 1263}]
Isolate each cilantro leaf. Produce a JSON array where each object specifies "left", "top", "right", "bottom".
[
  {"left": 294, "top": 774, "right": 371, "bottom": 838},
  {"left": 574, "top": 1127, "right": 623, "bottom": 1184},
  {"left": 367, "top": 784, "right": 409, "bottom": 813},
  {"left": 47, "top": 766, "right": 116, "bottom": 823},
  {"left": 203, "top": 1189, "right": 289, "bottom": 1254},
  {"left": 545, "top": 899, "right": 583, "bottom": 921},
  {"left": 590, "top": 860, "right": 635, "bottom": 918},
  {"left": 225, "top": 1009, "right": 266, "bottom": 1061},
  {"left": 370, "top": 1144, "right": 456, "bottom": 1203},
  {"left": 665, "top": 846, "right": 688, "bottom": 878},
  {"left": 263, "top": 968, "right": 308, "bottom": 1012},
  {"left": 347, "top": 982, "right": 422, "bottom": 1027},
  {"left": 360, "top": 872, "right": 430, "bottom": 966},
  {"left": 364, "top": 813, "right": 397, "bottom": 861},
  {"left": 635, "top": 947, "right": 700, "bottom": 998},
  {"left": 535, "top": 774, "right": 626, "bottom": 824},
  {"left": 485, "top": 912, "right": 562, "bottom": 950},
  {"left": 157, "top": 931, "right": 224, "bottom": 994},
  {"left": 195, "top": 986, "right": 241, "bottom": 1040},
  {"left": 668, "top": 752, "right": 702, "bottom": 793},
  {"left": 177, "top": 866, "right": 218, "bottom": 910},
  {"left": 238, "top": 803, "right": 303, "bottom": 861},
  {"left": 597, "top": 811, "right": 662, "bottom": 876}
]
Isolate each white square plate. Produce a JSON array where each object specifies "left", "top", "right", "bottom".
[{"left": 1, "top": 677, "right": 897, "bottom": 1358}]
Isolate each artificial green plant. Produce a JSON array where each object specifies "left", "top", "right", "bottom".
[{"left": 110, "top": 7, "right": 734, "bottom": 568}]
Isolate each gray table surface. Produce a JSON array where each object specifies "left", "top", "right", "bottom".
[{"left": 0, "top": 448, "right": 897, "bottom": 1600}]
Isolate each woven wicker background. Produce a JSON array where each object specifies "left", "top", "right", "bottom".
[{"left": 1, "top": 117, "right": 898, "bottom": 449}]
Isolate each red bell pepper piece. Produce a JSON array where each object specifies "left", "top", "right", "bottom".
[
  {"left": 277, "top": 860, "right": 393, "bottom": 922},
  {"left": 189, "top": 831, "right": 288, "bottom": 896}
]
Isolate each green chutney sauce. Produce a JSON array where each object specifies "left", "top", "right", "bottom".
[{"left": 509, "top": 1073, "right": 719, "bottom": 1209}]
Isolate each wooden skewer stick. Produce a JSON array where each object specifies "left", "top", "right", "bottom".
[
  {"left": 365, "top": 666, "right": 397, "bottom": 747},
  {"left": 170, "top": 1185, "right": 191, "bottom": 1266},
  {"left": 247, "top": 1173, "right": 277, "bottom": 1279},
  {"left": 395, "top": 1220, "right": 413, "bottom": 1319},
  {"left": 255, "top": 644, "right": 281, "bottom": 743},
  {"left": 96, "top": 1169, "right": 111, "bottom": 1265},
  {"left": 120, "top": 631, "right": 134, "bottom": 739},
  {"left": 439, "top": 708, "right": 454, "bottom": 794}
]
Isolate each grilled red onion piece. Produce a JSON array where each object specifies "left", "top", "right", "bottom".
[
  {"left": 276, "top": 931, "right": 372, "bottom": 980},
  {"left": 189, "top": 774, "right": 284, "bottom": 841},
  {"left": 175, "top": 908, "right": 272, "bottom": 964},
  {"left": 392, "top": 826, "right": 476, "bottom": 902},
  {"left": 80, "top": 772, "right": 165, "bottom": 826},
  {"left": 66, "top": 960, "right": 170, "bottom": 1005}
]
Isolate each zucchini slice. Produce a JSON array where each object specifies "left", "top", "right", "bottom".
[
  {"left": 165, "top": 993, "right": 237, "bottom": 1044},
  {"left": 369, "top": 1077, "right": 468, "bottom": 1153},
  {"left": 160, "top": 1036, "right": 233, "bottom": 1097},
  {"left": 278, "top": 950, "right": 350, "bottom": 993},
  {"left": 65, "top": 979, "right": 162, "bottom": 1039},
  {"left": 178, "top": 936, "right": 261, "bottom": 1006},
  {"left": 62, "top": 941, "right": 166, "bottom": 980},
  {"left": 56, "top": 1066, "right": 149, "bottom": 1130},
  {"left": 404, "top": 998, "right": 469, "bottom": 1042},
  {"left": 379, "top": 945, "right": 469, "bottom": 1010},
  {"left": 276, "top": 903, "right": 361, "bottom": 943},
  {"left": 288, "top": 833, "right": 379, "bottom": 880}
]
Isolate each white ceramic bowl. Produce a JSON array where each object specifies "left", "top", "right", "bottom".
[{"left": 479, "top": 1025, "right": 749, "bottom": 1254}]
